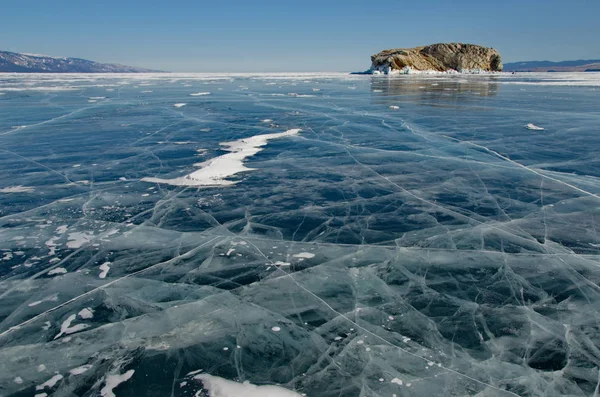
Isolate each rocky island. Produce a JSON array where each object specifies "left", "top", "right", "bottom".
[{"left": 367, "top": 43, "right": 502, "bottom": 74}]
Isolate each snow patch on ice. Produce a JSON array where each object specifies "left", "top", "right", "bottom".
[
  {"left": 36, "top": 374, "right": 63, "bottom": 390},
  {"left": 194, "top": 374, "right": 303, "bottom": 397},
  {"left": 0, "top": 185, "right": 34, "bottom": 193},
  {"left": 142, "top": 129, "right": 301, "bottom": 187},
  {"left": 66, "top": 232, "right": 93, "bottom": 248},
  {"left": 54, "top": 314, "right": 89, "bottom": 339},
  {"left": 78, "top": 308, "right": 94, "bottom": 319},
  {"left": 69, "top": 364, "right": 92, "bottom": 375},
  {"left": 101, "top": 370, "right": 135, "bottom": 397},
  {"left": 292, "top": 252, "right": 315, "bottom": 259},
  {"left": 525, "top": 123, "right": 545, "bottom": 131},
  {"left": 99, "top": 262, "right": 111, "bottom": 279}
]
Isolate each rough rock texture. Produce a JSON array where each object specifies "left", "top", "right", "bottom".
[{"left": 370, "top": 43, "right": 502, "bottom": 73}]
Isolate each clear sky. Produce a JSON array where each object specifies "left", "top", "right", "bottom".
[{"left": 1, "top": 0, "right": 599, "bottom": 72}]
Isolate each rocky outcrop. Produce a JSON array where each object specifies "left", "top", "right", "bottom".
[{"left": 369, "top": 43, "right": 502, "bottom": 74}]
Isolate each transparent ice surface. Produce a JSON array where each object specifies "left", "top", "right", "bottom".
[{"left": 1, "top": 72, "right": 600, "bottom": 397}]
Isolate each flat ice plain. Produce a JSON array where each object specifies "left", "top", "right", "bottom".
[{"left": 1, "top": 72, "right": 600, "bottom": 397}]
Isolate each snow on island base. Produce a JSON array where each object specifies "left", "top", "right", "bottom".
[{"left": 141, "top": 129, "right": 301, "bottom": 187}]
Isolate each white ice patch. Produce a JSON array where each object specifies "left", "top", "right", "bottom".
[
  {"left": 66, "top": 232, "right": 93, "bottom": 248},
  {"left": 78, "top": 308, "right": 94, "bottom": 319},
  {"left": 36, "top": 374, "right": 63, "bottom": 390},
  {"left": 194, "top": 374, "right": 303, "bottom": 397},
  {"left": 0, "top": 185, "right": 35, "bottom": 193},
  {"left": 525, "top": 123, "right": 545, "bottom": 131},
  {"left": 101, "top": 370, "right": 135, "bottom": 397},
  {"left": 69, "top": 364, "right": 92, "bottom": 375},
  {"left": 48, "top": 267, "right": 67, "bottom": 275},
  {"left": 173, "top": 103, "right": 187, "bottom": 108},
  {"left": 142, "top": 129, "right": 301, "bottom": 187},
  {"left": 287, "top": 93, "right": 315, "bottom": 97},
  {"left": 292, "top": 252, "right": 315, "bottom": 259},
  {"left": 54, "top": 314, "right": 89, "bottom": 339},
  {"left": 190, "top": 92, "right": 210, "bottom": 96},
  {"left": 99, "top": 262, "right": 111, "bottom": 279}
]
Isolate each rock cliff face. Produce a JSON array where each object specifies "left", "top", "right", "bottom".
[{"left": 369, "top": 43, "right": 502, "bottom": 73}]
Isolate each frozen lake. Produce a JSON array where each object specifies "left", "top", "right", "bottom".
[{"left": 1, "top": 72, "right": 599, "bottom": 397}]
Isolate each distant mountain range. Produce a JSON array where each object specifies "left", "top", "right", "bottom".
[
  {"left": 503, "top": 59, "right": 600, "bottom": 72},
  {"left": 0, "top": 50, "right": 161, "bottom": 73}
]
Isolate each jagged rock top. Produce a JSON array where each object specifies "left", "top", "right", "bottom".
[{"left": 370, "top": 43, "right": 502, "bottom": 73}]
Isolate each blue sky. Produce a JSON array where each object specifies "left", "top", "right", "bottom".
[{"left": 1, "top": 0, "right": 599, "bottom": 72}]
